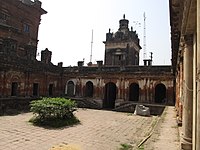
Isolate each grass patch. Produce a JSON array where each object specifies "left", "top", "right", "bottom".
[
  {"left": 119, "top": 143, "right": 133, "bottom": 150},
  {"left": 171, "top": 125, "right": 178, "bottom": 128},
  {"left": 138, "top": 144, "right": 144, "bottom": 150},
  {"left": 151, "top": 116, "right": 158, "bottom": 128},
  {"left": 127, "top": 113, "right": 133, "bottom": 116},
  {"left": 29, "top": 115, "right": 80, "bottom": 128}
]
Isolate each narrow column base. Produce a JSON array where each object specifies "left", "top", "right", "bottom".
[
  {"left": 177, "top": 117, "right": 182, "bottom": 126},
  {"left": 181, "top": 136, "right": 192, "bottom": 150}
]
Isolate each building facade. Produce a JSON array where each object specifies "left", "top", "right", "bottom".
[
  {"left": 0, "top": 0, "right": 47, "bottom": 59},
  {"left": 0, "top": 0, "right": 174, "bottom": 113},
  {"left": 104, "top": 14, "right": 141, "bottom": 66},
  {"left": 170, "top": 0, "right": 200, "bottom": 149}
]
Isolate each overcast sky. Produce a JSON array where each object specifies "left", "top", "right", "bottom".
[{"left": 37, "top": 0, "right": 171, "bottom": 67}]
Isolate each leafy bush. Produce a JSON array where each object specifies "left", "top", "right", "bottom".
[{"left": 29, "top": 97, "right": 79, "bottom": 127}]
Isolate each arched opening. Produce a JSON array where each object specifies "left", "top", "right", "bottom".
[
  {"left": 85, "top": 81, "right": 93, "bottom": 97},
  {"left": 33, "top": 83, "right": 39, "bottom": 96},
  {"left": 129, "top": 83, "right": 139, "bottom": 101},
  {"left": 11, "top": 82, "right": 18, "bottom": 96},
  {"left": 104, "top": 82, "right": 117, "bottom": 109},
  {"left": 155, "top": 83, "right": 166, "bottom": 103},
  {"left": 67, "top": 81, "right": 75, "bottom": 97},
  {"left": 49, "top": 84, "right": 53, "bottom": 96}
]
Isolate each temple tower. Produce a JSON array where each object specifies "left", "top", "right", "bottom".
[{"left": 103, "top": 14, "right": 141, "bottom": 66}]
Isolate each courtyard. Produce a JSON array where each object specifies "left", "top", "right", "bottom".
[{"left": 0, "top": 107, "right": 179, "bottom": 150}]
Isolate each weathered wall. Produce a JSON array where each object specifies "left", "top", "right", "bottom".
[
  {"left": 0, "top": 0, "right": 46, "bottom": 58},
  {"left": 0, "top": 1, "right": 175, "bottom": 114},
  {"left": 63, "top": 66, "right": 174, "bottom": 105}
]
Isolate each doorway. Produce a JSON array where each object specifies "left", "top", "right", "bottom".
[
  {"left": 129, "top": 83, "right": 139, "bottom": 101},
  {"left": 155, "top": 83, "right": 166, "bottom": 103},
  {"left": 49, "top": 84, "right": 53, "bottom": 96},
  {"left": 67, "top": 81, "right": 75, "bottom": 97},
  {"left": 104, "top": 82, "right": 117, "bottom": 109},
  {"left": 85, "top": 81, "right": 93, "bottom": 97},
  {"left": 11, "top": 82, "right": 18, "bottom": 96},
  {"left": 33, "top": 83, "right": 39, "bottom": 96}
]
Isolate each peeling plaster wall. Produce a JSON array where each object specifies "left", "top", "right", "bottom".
[{"left": 62, "top": 71, "right": 174, "bottom": 105}]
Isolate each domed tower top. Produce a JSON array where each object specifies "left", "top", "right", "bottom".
[{"left": 119, "top": 14, "right": 129, "bottom": 32}]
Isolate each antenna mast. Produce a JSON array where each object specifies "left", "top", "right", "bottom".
[
  {"left": 143, "top": 12, "right": 147, "bottom": 60},
  {"left": 90, "top": 29, "right": 93, "bottom": 63}
]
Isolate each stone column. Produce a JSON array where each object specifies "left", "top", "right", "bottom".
[
  {"left": 192, "top": 33, "right": 197, "bottom": 150},
  {"left": 196, "top": 1, "right": 200, "bottom": 149},
  {"left": 124, "top": 80, "right": 128, "bottom": 101},
  {"left": 146, "top": 78, "right": 150, "bottom": 102},
  {"left": 121, "top": 78, "right": 125, "bottom": 100},
  {"left": 3, "top": 71, "right": 6, "bottom": 96},
  {"left": 181, "top": 35, "right": 193, "bottom": 150},
  {"left": 179, "top": 59, "right": 183, "bottom": 126},
  {"left": 176, "top": 69, "right": 181, "bottom": 125}
]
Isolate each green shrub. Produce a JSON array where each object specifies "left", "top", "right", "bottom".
[
  {"left": 29, "top": 97, "right": 79, "bottom": 127},
  {"left": 120, "top": 143, "right": 133, "bottom": 150}
]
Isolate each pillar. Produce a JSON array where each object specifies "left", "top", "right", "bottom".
[
  {"left": 181, "top": 35, "right": 193, "bottom": 150},
  {"left": 196, "top": 0, "right": 200, "bottom": 149},
  {"left": 179, "top": 59, "right": 183, "bottom": 126},
  {"left": 192, "top": 33, "right": 197, "bottom": 150},
  {"left": 121, "top": 78, "right": 125, "bottom": 100},
  {"left": 176, "top": 68, "right": 182, "bottom": 125},
  {"left": 125, "top": 80, "right": 128, "bottom": 101}
]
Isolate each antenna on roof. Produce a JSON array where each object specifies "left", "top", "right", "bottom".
[
  {"left": 143, "top": 12, "right": 147, "bottom": 60},
  {"left": 90, "top": 29, "right": 93, "bottom": 63}
]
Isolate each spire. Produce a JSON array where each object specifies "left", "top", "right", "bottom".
[{"left": 119, "top": 14, "right": 129, "bottom": 31}]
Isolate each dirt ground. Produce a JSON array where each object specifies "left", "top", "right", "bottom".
[{"left": 143, "top": 106, "right": 180, "bottom": 150}]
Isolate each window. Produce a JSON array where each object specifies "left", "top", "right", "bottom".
[
  {"left": 3, "top": 39, "right": 17, "bottom": 52},
  {"left": 118, "top": 55, "right": 121, "bottom": 60},
  {"left": 0, "top": 11, "right": 9, "bottom": 25},
  {"left": 0, "top": 10, "right": 9, "bottom": 22},
  {"left": 24, "top": 24, "right": 30, "bottom": 33},
  {"left": 0, "top": 12, "right": 8, "bottom": 20}
]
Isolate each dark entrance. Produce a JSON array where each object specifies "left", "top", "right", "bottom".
[
  {"left": 33, "top": 83, "right": 39, "bottom": 96},
  {"left": 155, "top": 83, "right": 166, "bottom": 103},
  {"left": 129, "top": 83, "right": 139, "bottom": 101},
  {"left": 85, "top": 81, "right": 93, "bottom": 97},
  {"left": 67, "top": 81, "right": 75, "bottom": 97},
  {"left": 49, "top": 84, "right": 53, "bottom": 96},
  {"left": 104, "top": 82, "right": 117, "bottom": 109},
  {"left": 11, "top": 82, "right": 18, "bottom": 96}
]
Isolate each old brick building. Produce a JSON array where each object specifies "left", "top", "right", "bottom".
[
  {"left": 104, "top": 14, "right": 141, "bottom": 66},
  {"left": 63, "top": 15, "right": 174, "bottom": 108},
  {"left": 170, "top": 0, "right": 200, "bottom": 149},
  {"left": 0, "top": 0, "right": 63, "bottom": 111},
  {"left": 0, "top": 0, "right": 174, "bottom": 113},
  {"left": 0, "top": 0, "right": 47, "bottom": 59}
]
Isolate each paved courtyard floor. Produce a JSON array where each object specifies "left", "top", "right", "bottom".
[
  {"left": 144, "top": 106, "right": 180, "bottom": 150},
  {"left": 0, "top": 108, "right": 158, "bottom": 150}
]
